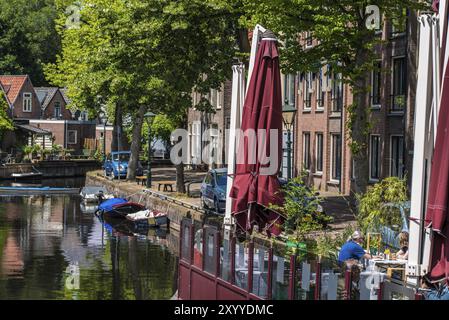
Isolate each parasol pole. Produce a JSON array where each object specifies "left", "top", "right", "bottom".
[
  {"left": 224, "top": 63, "right": 245, "bottom": 238},
  {"left": 247, "top": 24, "right": 266, "bottom": 94},
  {"left": 407, "top": 14, "right": 435, "bottom": 287},
  {"left": 224, "top": 24, "right": 266, "bottom": 239}
]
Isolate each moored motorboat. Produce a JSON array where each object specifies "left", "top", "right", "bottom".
[
  {"left": 126, "top": 209, "right": 168, "bottom": 227},
  {"left": 96, "top": 198, "right": 145, "bottom": 218},
  {"left": 80, "top": 186, "right": 113, "bottom": 203},
  {"left": 11, "top": 172, "right": 43, "bottom": 179},
  {"left": 11, "top": 167, "right": 43, "bottom": 180},
  {"left": 0, "top": 186, "right": 79, "bottom": 195}
]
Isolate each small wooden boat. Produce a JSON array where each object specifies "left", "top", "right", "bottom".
[
  {"left": 96, "top": 198, "right": 145, "bottom": 218},
  {"left": 126, "top": 209, "right": 169, "bottom": 227},
  {"left": 11, "top": 167, "right": 43, "bottom": 180},
  {"left": 11, "top": 172, "right": 43, "bottom": 179},
  {"left": 0, "top": 186, "right": 80, "bottom": 195},
  {"left": 80, "top": 186, "right": 113, "bottom": 203}
]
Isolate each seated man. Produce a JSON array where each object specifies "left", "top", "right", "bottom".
[{"left": 338, "top": 231, "right": 377, "bottom": 269}]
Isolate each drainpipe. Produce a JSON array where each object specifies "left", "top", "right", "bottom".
[{"left": 64, "top": 120, "right": 67, "bottom": 149}]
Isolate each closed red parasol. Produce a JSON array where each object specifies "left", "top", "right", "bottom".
[
  {"left": 425, "top": 51, "right": 449, "bottom": 284},
  {"left": 230, "top": 30, "right": 284, "bottom": 236}
]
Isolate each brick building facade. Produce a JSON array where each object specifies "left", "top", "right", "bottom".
[
  {"left": 187, "top": 80, "right": 232, "bottom": 168},
  {"left": 0, "top": 75, "right": 98, "bottom": 156},
  {"left": 293, "top": 13, "right": 418, "bottom": 195}
]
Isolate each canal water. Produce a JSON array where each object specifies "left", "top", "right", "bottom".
[{"left": 0, "top": 179, "right": 178, "bottom": 300}]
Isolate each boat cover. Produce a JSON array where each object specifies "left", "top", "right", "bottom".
[{"left": 98, "top": 198, "right": 128, "bottom": 212}]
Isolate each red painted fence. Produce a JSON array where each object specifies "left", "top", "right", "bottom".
[{"left": 178, "top": 219, "right": 417, "bottom": 301}]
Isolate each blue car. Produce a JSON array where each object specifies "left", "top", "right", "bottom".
[
  {"left": 103, "top": 151, "right": 143, "bottom": 179},
  {"left": 200, "top": 168, "right": 228, "bottom": 214}
]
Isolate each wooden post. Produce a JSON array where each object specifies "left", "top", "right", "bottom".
[
  {"left": 202, "top": 226, "right": 207, "bottom": 271},
  {"left": 189, "top": 223, "right": 195, "bottom": 263},
  {"left": 267, "top": 247, "right": 273, "bottom": 300},
  {"left": 288, "top": 254, "right": 297, "bottom": 300},
  {"left": 314, "top": 261, "right": 322, "bottom": 300},
  {"left": 377, "top": 281, "right": 384, "bottom": 301},
  {"left": 215, "top": 231, "right": 221, "bottom": 277},
  {"left": 247, "top": 241, "right": 254, "bottom": 294},
  {"left": 231, "top": 236, "right": 236, "bottom": 285}
]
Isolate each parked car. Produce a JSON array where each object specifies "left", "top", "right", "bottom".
[
  {"left": 103, "top": 151, "right": 143, "bottom": 179},
  {"left": 200, "top": 168, "right": 228, "bottom": 214},
  {"left": 200, "top": 169, "right": 327, "bottom": 219}
]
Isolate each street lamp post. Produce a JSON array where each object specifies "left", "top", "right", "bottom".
[
  {"left": 282, "top": 104, "right": 297, "bottom": 180},
  {"left": 144, "top": 112, "right": 156, "bottom": 188},
  {"left": 99, "top": 110, "right": 108, "bottom": 162}
]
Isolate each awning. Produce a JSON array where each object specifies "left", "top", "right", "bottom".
[{"left": 16, "top": 124, "right": 51, "bottom": 135}]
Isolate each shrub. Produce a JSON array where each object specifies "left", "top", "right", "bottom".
[
  {"left": 357, "top": 177, "right": 408, "bottom": 234},
  {"left": 272, "top": 171, "right": 333, "bottom": 242}
]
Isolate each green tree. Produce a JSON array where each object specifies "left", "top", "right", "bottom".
[
  {"left": 240, "top": 0, "right": 427, "bottom": 194},
  {"left": 139, "top": 114, "right": 176, "bottom": 160},
  {"left": 0, "top": 92, "right": 13, "bottom": 145},
  {"left": 46, "top": 0, "right": 238, "bottom": 185},
  {"left": 357, "top": 177, "right": 408, "bottom": 234},
  {"left": 0, "top": 0, "right": 61, "bottom": 85}
]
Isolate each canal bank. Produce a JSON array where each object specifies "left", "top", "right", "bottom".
[
  {"left": 0, "top": 160, "right": 101, "bottom": 179},
  {"left": 0, "top": 192, "right": 178, "bottom": 299},
  {"left": 85, "top": 171, "right": 210, "bottom": 232}
]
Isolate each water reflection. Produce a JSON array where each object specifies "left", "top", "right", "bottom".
[{"left": 0, "top": 195, "right": 178, "bottom": 300}]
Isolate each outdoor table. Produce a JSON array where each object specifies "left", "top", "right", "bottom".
[{"left": 371, "top": 259, "right": 407, "bottom": 282}]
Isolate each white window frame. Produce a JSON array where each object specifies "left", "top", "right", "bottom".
[
  {"left": 391, "top": 55, "right": 407, "bottom": 114},
  {"left": 390, "top": 135, "right": 405, "bottom": 178},
  {"left": 191, "top": 121, "right": 201, "bottom": 164},
  {"left": 284, "top": 74, "right": 296, "bottom": 106},
  {"left": 331, "top": 73, "right": 343, "bottom": 113},
  {"left": 303, "top": 132, "right": 310, "bottom": 171},
  {"left": 67, "top": 130, "right": 77, "bottom": 145},
  {"left": 369, "top": 134, "right": 381, "bottom": 182},
  {"left": 330, "top": 134, "right": 342, "bottom": 183},
  {"left": 305, "top": 31, "right": 313, "bottom": 48},
  {"left": 371, "top": 60, "right": 382, "bottom": 109},
  {"left": 54, "top": 102, "right": 61, "bottom": 118},
  {"left": 315, "top": 133, "right": 323, "bottom": 174},
  {"left": 210, "top": 89, "right": 222, "bottom": 110},
  {"left": 23, "top": 92, "right": 32, "bottom": 112},
  {"left": 303, "top": 72, "right": 313, "bottom": 111},
  {"left": 316, "top": 69, "right": 325, "bottom": 111}
]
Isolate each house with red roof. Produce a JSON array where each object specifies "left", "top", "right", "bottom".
[
  {"left": 0, "top": 75, "right": 41, "bottom": 120},
  {"left": 0, "top": 75, "right": 101, "bottom": 158},
  {"left": 35, "top": 87, "right": 72, "bottom": 120}
]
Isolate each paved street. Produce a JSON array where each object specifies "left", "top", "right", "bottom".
[{"left": 96, "top": 166, "right": 357, "bottom": 232}]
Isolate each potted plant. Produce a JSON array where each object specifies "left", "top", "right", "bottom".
[
  {"left": 31, "top": 145, "right": 42, "bottom": 163},
  {"left": 21, "top": 145, "right": 34, "bottom": 163},
  {"left": 271, "top": 171, "right": 333, "bottom": 252},
  {"left": 51, "top": 144, "right": 63, "bottom": 160}
]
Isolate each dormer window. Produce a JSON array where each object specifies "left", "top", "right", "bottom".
[
  {"left": 23, "top": 93, "right": 32, "bottom": 112},
  {"left": 54, "top": 102, "right": 61, "bottom": 119}
]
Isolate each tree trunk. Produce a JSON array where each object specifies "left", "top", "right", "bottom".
[
  {"left": 175, "top": 115, "right": 188, "bottom": 193},
  {"left": 351, "top": 50, "right": 371, "bottom": 195},
  {"left": 127, "top": 105, "right": 146, "bottom": 180},
  {"left": 176, "top": 163, "right": 186, "bottom": 193},
  {"left": 112, "top": 103, "right": 124, "bottom": 152}
]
